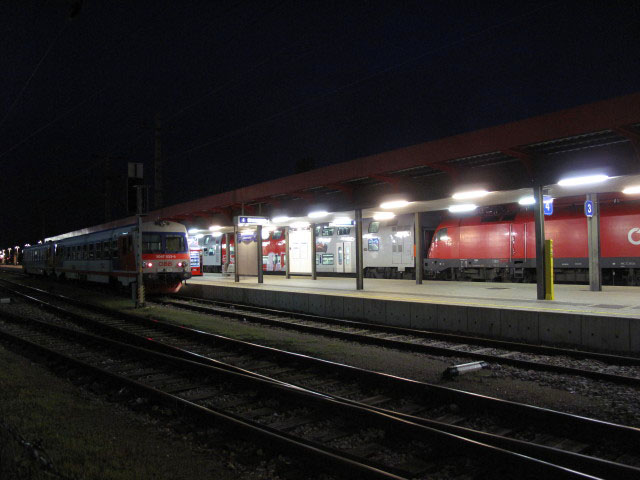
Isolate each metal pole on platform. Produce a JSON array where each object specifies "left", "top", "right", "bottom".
[
  {"left": 135, "top": 185, "right": 145, "bottom": 308},
  {"left": 587, "top": 193, "right": 602, "bottom": 291},
  {"left": 225, "top": 233, "right": 230, "bottom": 274},
  {"left": 355, "top": 208, "right": 363, "bottom": 290},
  {"left": 415, "top": 212, "right": 423, "bottom": 285},
  {"left": 257, "top": 225, "right": 263, "bottom": 284},
  {"left": 285, "top": 226, "right": 291, "bottom": 279},
  {"left": 533, "top": 185, "right": 547, "bottom": 300},
  {"left": 234, "top": 227, "right": 240, "bottom": 283},
  {"left": 311, "top": 223, "right": 317, "bottom": 280}
]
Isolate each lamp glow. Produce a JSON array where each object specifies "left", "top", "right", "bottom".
[
  {"left": 208, "top": 225, "right": 221, "bottom": 231},
  {"left": 622, "top": 185, "right": 640, "bottom": 195},
  {"left": 557, "top": 174, "right": 609, "bottom": 186},
  {"left": 518, "top": 195, "right": 535, "bottom": 205},
  {"left": 380, "top": 200, "right": 409, "bottom": 209},
  {"left": 373, "top": 212, "right": 395, "bottom": 220},
  {"left": 272, "top": 216, "right": 290, "bottom": 223},
  {"left": 188, "top": 228, "right": 199, "bottom": 234},
  {"left": 448, "top": 204, "right": 477, "bottom": 213},
  {"left": 452, "top": 190, "right": 489, "bottom": 200},
  {"left": 308, "top": 210, "right": 328, "bottom": 218}
]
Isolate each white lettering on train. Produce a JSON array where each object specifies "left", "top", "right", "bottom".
[{"left": 629, "top": 228, "right": 640, "bottom": 246}]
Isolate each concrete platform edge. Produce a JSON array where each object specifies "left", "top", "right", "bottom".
[{"left": 179, "top": 283, "right": 640, "bottom": 354}]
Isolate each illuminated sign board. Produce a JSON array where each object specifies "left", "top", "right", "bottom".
[{"left": 236, "top": 216, "right": 269, "bottom": 226}]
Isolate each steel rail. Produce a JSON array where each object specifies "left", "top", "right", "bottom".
[
  {"left": 2, "top": 281, "right": 640, "bottom": 478},
  {"left": 0, "top": 310, "right": 599, "bottom": 480}
]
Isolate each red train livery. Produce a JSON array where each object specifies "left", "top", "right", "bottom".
[{"left": 426, "top": 202, "right": 640, "bottom": 284}]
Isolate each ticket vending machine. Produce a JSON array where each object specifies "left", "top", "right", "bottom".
[{"left": 188, "top": 236, "right": 203, "bottom": 276}]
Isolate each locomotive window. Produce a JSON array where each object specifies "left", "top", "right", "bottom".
[
  {"left": 337, "top": 227, "right": 351, "bottom": 235},
  {"left": 368, "top": 238, "right": 379, "bottom": 251},
  {"left": 435, "top": 228, "right": 448, "bottom": 241},
  {"left": 321, "top": 254, "right": 334, "bottom": 265},
  {"left": 321, "top": 227, "right": 334, "bottom": 237},
  {"left": 368, "top": 222, "right": 380, "bottom": 233},
  {"left": 165, "top": 234, "right": 186, "bottom": 253},
  {"left": 88, "top": 244, "right": 95, "bottom": 260},
  {"left": 272, "top": 229, "right": 283, "bottom": 240},
  {"left": 501, "top": 212, "right": 517, "bottom": 221},
  {"left": 314, "top": 226, "right": 321, "bottom": 237},
  {"left": 142, "top": 234, "right": 162, "bottom": 253}
]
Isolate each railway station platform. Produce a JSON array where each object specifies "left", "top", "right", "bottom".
[{"left": 182, "top": 274, "right": 640, "bottom": 354}]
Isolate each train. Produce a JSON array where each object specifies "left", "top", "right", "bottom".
[
  {"left": 197, "top": 200, "right": 640, "bottom": 285},
  {"left": 22, "top": 220, "right": 191, "bottom": 293},
  {"left": 427, "top": 201, "right": 640, "bottom": 285}
]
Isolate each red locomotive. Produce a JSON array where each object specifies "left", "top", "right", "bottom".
[{"left": 426, "top": 200, "right": 640, "bottom": 285}]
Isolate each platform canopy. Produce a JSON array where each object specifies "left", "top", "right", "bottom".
[{"left": 152, "top": 92, "right": 640, "bottom": 228}]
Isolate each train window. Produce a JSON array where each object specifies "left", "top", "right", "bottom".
[
  {"left": 111, "top": 240, "right": 117, "bottom": 258},
  {"left": 142, "top": 234, "right": 162, "bottom": 253},
  {"left": 314, "top": 226, "right": 321, "bottom": 237},
  {"left": 165, "top": 234, "right": 186, "bottom": 253},
  {"left": 435, "top": 228, "right": 448, "bottom": 241},
  {"left": 272, "top": 229, "right": 283, "bottom": 240},
  {"left": 368, "top": 222, "right": 380, "bottom": 233},
  {"left": 501, "top": 212, "right": 517, "bottom": 221},
  {"left": 88, "top": 244, "right": 95, "bottom": 260},
  {"left": 368, "top": 238, "right": 379, "bottom": 251},
  {"left": 262, "top": 256, "right": 269, "bottom": 265},
  {"left": 321, "top": 227, "right": 334, "bottom": 237},
  {"left": 337, "top": 227, "right": 351, "bottom": 235},
  {"left": 322, "top": 254, "right": 334, "bottom": 265},
  {"left": 316, "top": 254, "right": 321, "bottom": 265}
]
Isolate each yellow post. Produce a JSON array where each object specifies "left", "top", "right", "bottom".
[{"left": 544, "top": 239, "right": 554, "bottom": 300}]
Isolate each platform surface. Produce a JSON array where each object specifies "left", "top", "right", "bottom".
[{"left": 188, "top": 274, "right": 640, "bottom": 319}]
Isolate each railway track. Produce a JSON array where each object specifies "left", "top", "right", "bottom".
[
  {"left": 1, "top": 280, "right": 640, "bottom": 478},
  {"left": 164, "top": 295, "right": 640, "bottom": 387},
  {"left": 1, "top": 302, "right": 602, "bottom": 480}
]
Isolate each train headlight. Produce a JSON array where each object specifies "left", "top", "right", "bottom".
[
  {"left": 177, "top": 262, "right": 183, "bottom": 267},
  {"left": 146, "top": 262, "right": 153, "bottom": 268}
]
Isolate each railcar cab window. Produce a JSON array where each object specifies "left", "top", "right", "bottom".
[
  {"left": 142, "top": 233, "right": 162, "bottom": 253},
  {"left": 435, "top": 228, "right": 449, "bottom": 242},
  {"left": 368, "top": 222, "right": 380, "bottom": 234},
  {"left": 321, "top": 227, "right": 334, "bottom": 237},
  {"left": 272, "top": 229, "right": 283, "bottom": 240},
  {"left": 165, "top": 234, "right": 187, "bottom": 253},
  {"left": 337, "top": 227, "right": 351, "bottom": 235}
]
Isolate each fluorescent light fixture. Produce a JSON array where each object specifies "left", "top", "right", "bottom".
[
  {"left": 373, "top": 212, "right": 395, "bottom": 220},
  {"left": 308, "top": 210, "right": 328, "bottom": 218},
  {"left": 195, "top": 234, "right": 204, "bottom": 239},
  {"left": 448, "top": 204, "right": 477, "bottom": 213},
  {"left": 518, "top": 195, "right": 535, "bottom": 205},
  {"left": 272, "top": 216, "right": 290, "bottom": 223},
  {"left": 622, "top": 185, "right": 640, "bottom": 195},
  {"left": 452, "top": 190, "right": 489, "bottom": 200},
  {"left": 208, "top": 225, "right": 221, "bottom": 231},
  {"left": 395, "top": 231, "right": 411, "bottom": 238},
  {"left": 188, "top": 228, "right": 199, "bottom": 234},
  {"left": 557, "top": 174, "right": 609, "bottom": 186},
  {"left": 380, "top": 200, "right": 409, "bottom": 209},
  {"left": 210, "top": 231, "right": 223, "bottom": 238}
]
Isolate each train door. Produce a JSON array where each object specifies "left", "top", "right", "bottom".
[{"left": 335, "top": 242, "right": 354, "bottom": 273}]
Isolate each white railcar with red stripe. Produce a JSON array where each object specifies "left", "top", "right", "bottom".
[{"left": 23, "top": 220, "right": 191, "bottom": 293}]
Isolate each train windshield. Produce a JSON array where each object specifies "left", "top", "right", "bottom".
[
  {"left": 165, "top": 234, "right": 187, "bottom": 253},
  {"left": 142, "top": 233, "right": 187, "bottom": 254}
]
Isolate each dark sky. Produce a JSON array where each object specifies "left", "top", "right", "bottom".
[{"left": 1, "top": 1, "right": 639, "bottom": 248}]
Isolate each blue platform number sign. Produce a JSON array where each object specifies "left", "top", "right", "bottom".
[
  {"left": 584, "top": 200, "right": 594, "bottom": 218},
  {"left": 543, "top": 196, "right": 553, "bottom": 216}
]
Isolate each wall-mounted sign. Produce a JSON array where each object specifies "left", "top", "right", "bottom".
[
  {"left": 543, "top": 196, "right": 553, "bottom": 216},
  {"left": 584, "top": 200, "right": 594, "bottom": 217},
  {"left": 235, "top": 216, "right": 269, "bottom": 226}
]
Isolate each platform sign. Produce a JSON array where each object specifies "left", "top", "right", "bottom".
[
  {"left": 584, "top": 200, "right": 594, "bottom": 217},
  {"left": 543, "top": 196, "right": 553, "bottom": 216},
  {"left": 235, "top": 216, "right": 269, "bottom": 226}
]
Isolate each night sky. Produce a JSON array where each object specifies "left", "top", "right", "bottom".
[{"left": 1, "top": 1, "right": 639, "bottom": 248}]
